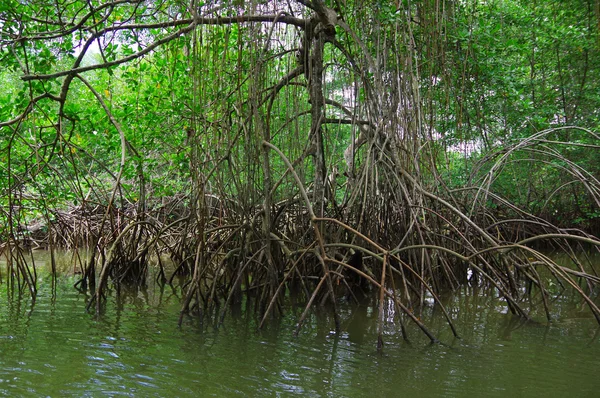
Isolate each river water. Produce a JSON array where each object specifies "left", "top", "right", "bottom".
[{"left": 0, "top": 251, "right": 599, "bottom": 396}]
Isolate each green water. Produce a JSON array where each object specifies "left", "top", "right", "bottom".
[{"left": 1, "top": 252, "right": 599, "bottom": 397}]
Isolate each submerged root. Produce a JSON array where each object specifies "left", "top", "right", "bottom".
[{"left": 2, "top": 129, "right": 599, "bottom": 351}]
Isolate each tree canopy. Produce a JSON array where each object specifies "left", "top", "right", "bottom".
[{"left": 1, "top": 0, "right": 600, "bottom": 347}]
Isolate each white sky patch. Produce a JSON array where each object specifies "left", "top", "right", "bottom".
[{"left": 73, "top": 37, "right": 101, "bottom": 66}]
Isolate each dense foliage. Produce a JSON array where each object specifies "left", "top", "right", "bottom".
[{"left": 1, "top": 0, "right": 599, "bottom": 346}]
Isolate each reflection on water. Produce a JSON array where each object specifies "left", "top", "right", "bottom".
[{"left": 0, "top": 251, "right": 599, "bottom": 396}]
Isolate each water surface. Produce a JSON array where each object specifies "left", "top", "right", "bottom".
[{"left": 0, "top": 251, "right": 599, "bottom": 396}]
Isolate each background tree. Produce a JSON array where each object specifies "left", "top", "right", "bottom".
[{"left": 1, "top": 0, "right": 599, "bottom": 347}]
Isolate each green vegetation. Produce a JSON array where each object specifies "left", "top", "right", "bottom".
[{"left": 1, "top": 0, "right": 599, "bottom": 348}]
